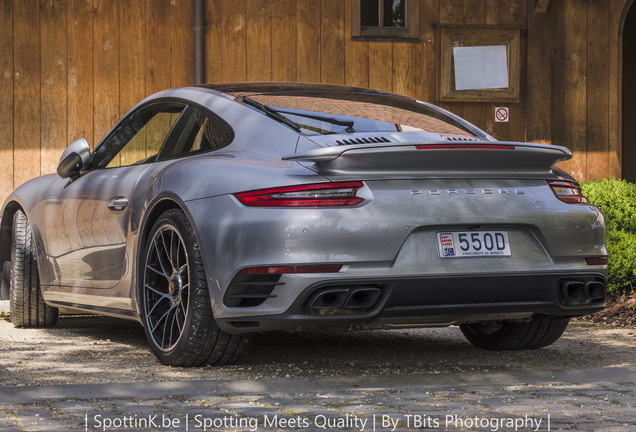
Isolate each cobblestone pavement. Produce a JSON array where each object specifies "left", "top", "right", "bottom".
[{"left": 0, "top": 366, "right": 634, "bottom": 432}]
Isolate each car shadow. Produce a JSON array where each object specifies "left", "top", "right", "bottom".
[{"left": 0, "top": 315, "right": 632, "bottom": 386}]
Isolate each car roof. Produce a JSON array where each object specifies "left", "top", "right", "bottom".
[{"left": 199, "top": 82, "right": 415, "bottom": 104}]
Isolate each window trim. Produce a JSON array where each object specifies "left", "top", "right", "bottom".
[
  {"left": 90, "top": 101, "right": 187, "bottom": 170},
  {"left": 155, "top": 104, "right": 235, "bottom": 162},
  {"left": 90, "top": 99, "right": 235, "bottom": 170},
  {"left": 351, "top": 0, "right": 419, "bottom": 41}
]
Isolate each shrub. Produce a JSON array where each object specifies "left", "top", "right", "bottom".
[
  {"left": 581, "top": 179, "right": 636, "bottom": 296},
  {"left": 605, "top": 230, "right": 636, "bottom": 296},
  {"left": 582, "top": 178, "right": 636, "bottom": 232}
]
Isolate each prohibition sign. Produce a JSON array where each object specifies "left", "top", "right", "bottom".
[{"left": 495, "top": 107, "right": 509, "bottom": 122}]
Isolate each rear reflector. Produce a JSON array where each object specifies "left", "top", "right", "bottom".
[
  {"left": 234, "top": 182, "right": 364, "bottom": 207},
  {"left": 548, "top": 180, "right": 589, "bottom": 203},
  {"left": 585, "top": 257, "right": 608, "bottom": 266},
  {"left": 415, "top": 144, "right": 516, "bottom": 150},
  {"left": 239, "top": 264, "right": 343, "bottom": 274}
]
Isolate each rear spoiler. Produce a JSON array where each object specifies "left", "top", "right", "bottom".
[{"left": 282, "top": 142, "right": 572, "bottom": 178}]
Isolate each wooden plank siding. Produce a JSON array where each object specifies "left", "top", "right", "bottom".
[
  {"left": 67, "top": 0, "right": 94, "bottom": 147},
  {"left": 40, "top": 0, "right": 67, "bottom": 175},
  {"left": 271, "top": 0, "right": 297, "bottom": 82},
  {"left": 526, "top": 1, "right": 552, "bottom": 144},
  {"left": 560, "top": 0, "right": 588, "bottom": 180},
  {"left": 609, "top": 0, "right": 623, "bottom": 177},
  {"left": 246, "top": 0, "right": 273, "bottom": 82},
  {"left": 0, "top": 0, "right": 630, "bottom": 206},
  {"left": 296, "top": 0, "right": 321, "bottom": 83},
  {"left": 586, "top": 0, "right": 610, "bottom": 180},
  {"left": 12, "top": 0, "right": 41, "bottom": 190},
  {"left": 93, "top": 0, "right": 120, "bottom": 149},
  {"left": 0, "top": 1, "right": 14, "bottom": 198},
  {"left": 0, "top": 0, "right": 195, "bottom": 203}
]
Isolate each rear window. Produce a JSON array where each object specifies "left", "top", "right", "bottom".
[{"left": 233, "top": 92, "right": 475, "bottom": 137}]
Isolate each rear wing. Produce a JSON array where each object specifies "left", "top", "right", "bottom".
[{"left": 282, "top": 142, "right": 572, "bottom": 178}]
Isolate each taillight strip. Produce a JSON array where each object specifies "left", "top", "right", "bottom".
[
  {"left": 585, "top": 257, "right": 608, "bottom": 266},
  {"left": 239, "top": 264, "right": 343, "bottom": 274},
  {"left": 548, "top": 180, "right": 589, "bottom": 204},
  {"left": 235, "top": 181, "right": 364, "bottom": 207},
  {"left": 415, "top": 144, "right": 516, "bottom": 150}
]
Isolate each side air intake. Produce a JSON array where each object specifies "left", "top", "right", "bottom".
[{"left": 224, "top": 273, "right": 283, "bottom": 307}]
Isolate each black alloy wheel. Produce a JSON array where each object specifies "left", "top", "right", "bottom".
[{"left": 140, "top": 209, "right": 252, "bottom": 366}]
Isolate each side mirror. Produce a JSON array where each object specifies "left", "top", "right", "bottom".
[{"left": 57, "top": 138, "right": 91, "bottom": 180}]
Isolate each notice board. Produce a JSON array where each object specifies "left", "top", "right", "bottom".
[{"left": 438, "top": 26, "right": 520, "bottom": 102}]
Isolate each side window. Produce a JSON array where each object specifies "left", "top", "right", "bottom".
[
  {"left": 156, "top": 105, "right": 234, "bottom": 161},
  {"left": 91, "top": 102, "right": 185, "bottom": 169}
]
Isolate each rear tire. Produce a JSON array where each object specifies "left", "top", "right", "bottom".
[
  {"left": 460, "top": 316, "right": 570, "bottom": 350},
  {"left": 140, "top": 209, "right": 253, "bottom": 366},
  {"left": 9, "top": 210, "right": 58, "bottom": 328}
]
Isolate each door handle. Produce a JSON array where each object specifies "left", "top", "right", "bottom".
[{"left": 107, "top": 196, "right": 128, "bottom": 211}]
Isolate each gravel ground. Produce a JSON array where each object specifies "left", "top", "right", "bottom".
[{"left": 0, "top": 300, "right": 634, "bottom": 387}]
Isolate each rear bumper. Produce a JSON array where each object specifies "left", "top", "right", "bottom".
[{"left": 216, "top": 271, "right": 606, "bottom": 333}]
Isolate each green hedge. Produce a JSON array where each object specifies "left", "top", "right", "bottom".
[{"left": 581, "top": 178, "right": 636, "bottom": 296}]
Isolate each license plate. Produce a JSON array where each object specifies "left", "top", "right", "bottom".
[{"left": 437, "top": 231, "right": 511, "bottom": 258}]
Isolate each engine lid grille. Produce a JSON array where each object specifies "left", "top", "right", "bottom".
[
  {"left": 335, "top": 136, "right": 392, "bottom": 146},
  {"left": 441, "top": 134, "right": 482, "bottom": 142}
]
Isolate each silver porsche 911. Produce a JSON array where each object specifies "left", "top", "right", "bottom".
[{"left": 0, "top": 83, "right": 607, "bottom": 366}]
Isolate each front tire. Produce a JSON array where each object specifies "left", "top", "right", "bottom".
[
  {"left": 140, "top": 209, "right": 252, "bottom": 366},
  {"left": 9, "top": 210, "right": 58, "bottom": 328},
  {"left": 1, "top": 261, "right": 10, "bottom": 300},
  {"left": 460, "top": 316, "right": 570, "bottom": 350}
]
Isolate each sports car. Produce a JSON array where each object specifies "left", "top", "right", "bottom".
[{"left": 0, "top": 83, "right": 607, "bottom": 366}]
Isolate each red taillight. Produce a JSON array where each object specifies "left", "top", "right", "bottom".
[
  {"left": 548, "top": 180, "right": 589, "bottom": 204},
  {"left": 239, "top": 264, "right": 343, "bottom": 274},
  {"left": 234, "top": 182, "right": 364, "bottom": 207},
  {"left": 585, "top": 257, "right": 608, "bottom": 266},
  {"left": 415, "top": 144, "right": 516, "bottom": 150}
]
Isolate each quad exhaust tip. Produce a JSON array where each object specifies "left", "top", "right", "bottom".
[
  {"left": 559, "top": 279, "right": 606, "bottom": 306},
  {"left": 306, "top": 286, "right": 382, "bottom": 313}
]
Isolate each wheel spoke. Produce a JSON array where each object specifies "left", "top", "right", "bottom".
[
  {"left": 153, "top": 237, "right": 171, "bottom": 277},
  {"left": 150, "top": 306, "right": 172, "bottom": 335},
  {"left": 175, "top": 306, "right": 184, "bottom": 333},
  {"left": 169, "top": 229, "right": 177, "bottom": 271},
  {"left": 160, "top": 229, "right": 175, "bottom": 272},
  {"left": 145, "top": 287, "right": 171, "bottom": 316},
  {"left": 180, "top": 292, "right": 189, "bottom": 317},
  {"left": 145, "top": 283, "right": 169, "bottom": 297},
  {"left": 170, "top": 305, "right": 185, "bottom": 346},
  {"left": 146, "top": 299, "right": 163, "bottom": 318},
  {"left": 168, "top": 307, "right": 177, "bottom": 348},
  {"left": 161, "top": 304, "right": 174, "bottom": 348},
  {"left": 175, "top": 236, "right": 182, "bottom": 271},
  {"left": 146, "top": 263, "right": 169, "bottom": 280}
]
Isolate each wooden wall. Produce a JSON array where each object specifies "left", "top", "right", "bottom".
[
  {"left": 205, "top": 0, "right": 527, "bottom": 143},
  {"left": 0, "top": 0, "right": 629, "bottom": 205},
  {"left": 527, "top": 0, "right": 625, "bottom": 181},
  {"left": 0, "top": 0, "right": 194, "bottom": 203}
]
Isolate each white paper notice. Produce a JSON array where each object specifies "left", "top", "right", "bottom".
[{"left": 453, "top": 45, "right": 509, "bottom": 91}]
